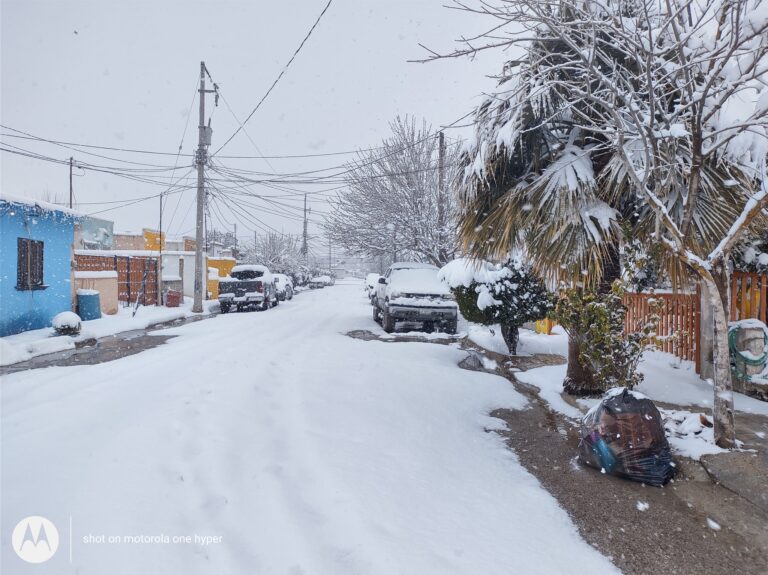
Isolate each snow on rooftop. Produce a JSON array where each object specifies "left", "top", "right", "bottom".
[{"left": 0, "top": 192, "right": 84, "bottom": 217}]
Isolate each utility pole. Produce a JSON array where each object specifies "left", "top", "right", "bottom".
[
  {"left": 69, "top": 157, "right": 74, "bottom": 209},
  {"left": 234, "top": 223, "right": 237, "bottom": 257},
  {"left": 301, "top": 193, "right": 309, "bottom": 264},
  {"left": 328, "top": 236, "right": 332, "bottom": 274},
  {"left": 193, "top": 61, "right": 215, "bottom": 313},
  {"left": 437, "top": 131, "right": 445, "bottom": 262}
]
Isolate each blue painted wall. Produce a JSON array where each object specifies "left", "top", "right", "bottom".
[{"left": 0, "top": 199, "right": 76, "bottom": 336}]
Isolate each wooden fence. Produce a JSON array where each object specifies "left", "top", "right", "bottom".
[
  {"left": 623, "top": 290, "right": 701, "bottom": 373},
  {"left": 730, "top": 271, "right": 768, "bottom": 325},
  {"left": 75, "top": 254, "right": 159, "bottom": 305}
]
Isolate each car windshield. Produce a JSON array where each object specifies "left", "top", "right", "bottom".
[
  {"left": 231, "top": 270, "right": 264, "bottom": 280},
  {"left": 389, "top": 268, "right": 446, "bottom": 294}
]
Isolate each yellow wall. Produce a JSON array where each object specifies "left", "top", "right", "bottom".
[
  {"left": 207, "top": 257, "right": 236, "bottom": 278},
  {"left": 207, "top": 278, "right": 219, "bottom": 300},
  {"left": 143, "top": 229, "right": 165, "bottom": 250}
]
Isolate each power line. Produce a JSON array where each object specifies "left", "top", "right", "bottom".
[{"left": 213, "top": 0, "right": 335, "bottom": 155}]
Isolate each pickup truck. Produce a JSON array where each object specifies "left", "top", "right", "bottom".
[
  {"left": 218, "top": 265, "right": 278, "bottom": 313},
  {"left": 373, "top": 262, "right": 458, "bottom": 334}
]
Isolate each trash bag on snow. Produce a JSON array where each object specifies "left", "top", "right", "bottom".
[{"left": 578, "top": 388, "right": 675, "bottom": 486}]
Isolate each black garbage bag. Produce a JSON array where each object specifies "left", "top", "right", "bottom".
[{"left": 578, "top": 388, "right": 676, "bottom": 486}]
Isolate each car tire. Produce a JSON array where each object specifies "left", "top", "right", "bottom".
[
  {"left": 382, "top": 308, "right": 395, "bottom": 333},
  {"left": 259, "top": 300, "right": 269, "bottom": 312},
  {"left": 220, "top": 303, "right": 231, "bottom": 314},
  {"left": 445, "top": 320, "right": 457, "bottom": 335},
  {"left": 372, "top": 304, "right": 381, "bottom": 324},
  {"left": 423, "top": 322, "right": 435, "bottom": 333}
]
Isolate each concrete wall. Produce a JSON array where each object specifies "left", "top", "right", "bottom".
[
  {"left": 74, "top": 271, "right": 118, "bottom": 315},
  {"left": 113, "top": 234, "right": 144, "bottom": 250},
  {"left": 159, "top": 252, "right": 203, "bottom": 298},
  {"left": 0, "top": 200, "right": 76, "bottom": 336}
]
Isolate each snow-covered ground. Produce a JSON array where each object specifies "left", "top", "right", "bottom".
[
  {"left": 0, "top": 298, "right": 219, "bottom": 367},
  {"left": 511, "top": 329, "right": 768, "bottom": 460},
  {"left": 468, "top": 324, "right": 569, "bottom": 356},
  {"left": 2, "top": 280, "right": 617, "bottom": 574}
]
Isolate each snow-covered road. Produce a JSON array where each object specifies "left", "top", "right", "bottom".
[{"left": 2, "top": 280, "right": 617, "bottom": 574}]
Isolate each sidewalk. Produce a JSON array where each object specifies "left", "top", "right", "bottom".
[
  {"left": 462, "top": 328, "right": 768, "bottom": 575},
  {"left": 0, "top": 298, "right": 219, "bottom": 367}
]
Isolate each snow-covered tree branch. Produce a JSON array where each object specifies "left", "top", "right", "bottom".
[
  {"left": 325, "top": 116, "right": 461, "bottom": 266},
  {"left": 440, "top": 0, "right": 768, "bottom": 446}
]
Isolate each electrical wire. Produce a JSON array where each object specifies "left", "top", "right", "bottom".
[{"left": 213, "top": 0, "right": 335, "bottom": 155}]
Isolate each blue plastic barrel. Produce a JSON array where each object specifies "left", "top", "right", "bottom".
[{"left": 77, "top": 290, "right": 102, "bottom": 321}]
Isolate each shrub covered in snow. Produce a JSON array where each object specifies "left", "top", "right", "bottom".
[
  {"left": 439, "top": 258, "right": 551, "bottom": 354},
  {"left": 52, "top": 311, "right": 82, "bottom": 336},
  {"left": 553, "top": 282, "right": 655, "bottom": 391}
]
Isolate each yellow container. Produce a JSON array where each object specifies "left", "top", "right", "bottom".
[{"left": 535, "top": 319, "right": 556, "bottom": 335}]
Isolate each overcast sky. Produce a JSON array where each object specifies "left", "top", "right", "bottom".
[{"left": 1, "top": 0, "right": 504, "bottom": 249}]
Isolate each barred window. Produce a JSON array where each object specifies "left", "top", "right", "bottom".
[{"left": 16, "top": 238, "right": 45, "bottom": 290}]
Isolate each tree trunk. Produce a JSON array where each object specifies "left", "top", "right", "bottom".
[
  {"left": 703, "top": 269, "right": 736, "bottom": 448},
  {"left": 562, "top": 242, "right": 621, "bottom": 395},
  {"left": 563, "top": 334, "right": 597, "bottom": 395},
  {"left": 501, "top": 323, "right": 520, "bottom": 355}
]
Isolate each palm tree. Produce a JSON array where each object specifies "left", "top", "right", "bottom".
[{"left": 452, "top": 0, "right": 768, "bottom": 445}]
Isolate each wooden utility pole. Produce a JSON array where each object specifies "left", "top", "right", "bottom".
[
  {"left": 193, "top": 61, "right": 215, "bottom": 313},
  {"left": 301, "top": 193, "right": 309, "bottom": 264},
  {"left": 437, "top": 131, "right": 445, "bottom": 262},
  {"left": 69, "top": 157, "right": 74, "bottom": 208}
]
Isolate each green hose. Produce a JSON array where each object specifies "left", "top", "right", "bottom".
[{"left": 728, "top": 323, "right": 768, "bottom": 382}]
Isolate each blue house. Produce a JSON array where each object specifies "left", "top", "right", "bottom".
[{"left": 0, "top": 194, "right": 80, "bottom": 336}]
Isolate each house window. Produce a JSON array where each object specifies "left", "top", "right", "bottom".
[{"left": 16, "top": 238, "right": 46, "bottom": 290}]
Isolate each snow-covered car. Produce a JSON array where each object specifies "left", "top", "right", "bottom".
[
  {"left": 218, "top": 265, "right": 279, "bottom": 313},
  {"left": 273, "top": 274, "right": 294, "bottom": 301},
  {"left": 309, "top": 275, "right": 332, "bottom": 289},
  {"left": 365, "top": 273, "right": 380, "bottom": 303},
  {"left": 373, "top": 262, "right": 458, "bottom": 334}
]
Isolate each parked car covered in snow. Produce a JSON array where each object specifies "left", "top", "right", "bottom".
[
  {"left": 309, "top": 275, "right": 332, "bottom": 289},
  {"left": 273, "top": 273, "right": 294, "bottom": 301},
  {"left": 218, "top": 265, "right": 279, "bottom": 313},
  {"left": 373, "top": 262, "right": 457, "bottom": 334},
  {"left": 365, "top": 273, "right": 380, "bottom": 303}
]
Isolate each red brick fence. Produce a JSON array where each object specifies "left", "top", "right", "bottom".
[{"left": 75, "top": 254, "right": 159, "bottom": 305}]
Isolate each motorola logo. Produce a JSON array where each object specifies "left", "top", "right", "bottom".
[{"left": 12, "top": 516, "right": 59, "bottom": 563}]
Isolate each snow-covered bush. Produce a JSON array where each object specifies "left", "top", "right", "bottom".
[
  {"left": 439, "top": 258, "right": 551, "bottom": 354},
  {"left": 52, "top": 311, "right": 82, "bottom": 336}
]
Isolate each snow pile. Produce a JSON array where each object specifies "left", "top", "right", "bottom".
[
  {"left": 468, "top": 324, "right": 568, "bottom": 357},
  {"left": 438, "top": 257, "right": 503, "bottom": 288},
  {"left": 52, "top": 311, "right": 82, "bottom": 331},
  {"left": 661, "top": 409, "right": 726, "bottom": 460},
  {"left": 637, "top": 351, "right": 768, "bottom": 416},
  {"left": 516, "top": 363, "right": 583, "bottom": 419},
  {"left": 76, "top": 288, "right": 99, "bottom": 296}
]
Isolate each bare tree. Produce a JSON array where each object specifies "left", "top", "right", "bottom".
[
  {"left": 326, "top": 116, "right": 461, "bottom": 266},
  {"left": 432, "top": 0, "right": 768, "bottom": 446},
  {"left": 247, "top": 232, "right": 302, "bottom": 276}
]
